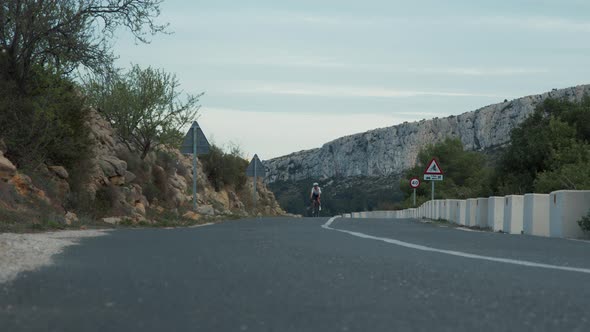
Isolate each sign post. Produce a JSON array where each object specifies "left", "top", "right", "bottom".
[
  {"left": 423, "top": 158, "right": 444, "bottom": 202},
  {"left": 180, "top": 121, "right": 211, "bottom": 211},
  {"left": 409, "top": 177, "right": 420, "bottom": 207},
  {"left": 246, "top": 154, "right": 266, "bottom": 213}
]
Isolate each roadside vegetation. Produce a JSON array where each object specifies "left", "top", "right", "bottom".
[
  {"left": 400, "top": 97, "right": 590, "bottom": 209},
  {"left": 0, "top": 1, "right": 258, "bottom": 231}
]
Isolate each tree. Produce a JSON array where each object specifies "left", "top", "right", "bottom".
[
  {"left": 495, "top": 97, "right": 590, "bottom": 194},
  {"left": 0, "top": 0, "right": 167, "bottom": 91},
  {"left": 84, "top": 65, "right": 202, "bottom": 159}
]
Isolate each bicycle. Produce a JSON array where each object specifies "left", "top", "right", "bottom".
[{"left": 310, "top": 199, "right": 321, "bottom": 217}]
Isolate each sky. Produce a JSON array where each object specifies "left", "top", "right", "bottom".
[{"left": 113, "top": 0, "right": 590, "bottom": 160}]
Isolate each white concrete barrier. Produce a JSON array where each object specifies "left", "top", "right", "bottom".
[
  {"left": 549, "top": 190, "right": 590, "bottom": 238},
  {"left": 523, "top": 194, "right": 550, "bottom": 237},
  {"left": 436, "top": 200, "right": 444, "bottom": 219},
  {"left": 475, "top": 198, "right": 489, "bottom": 228},
  {"left": 440, "top": 199, "right": 449, "bottom": 220},
  {"left": 347, "top": 190, "right": 588, "bottom": 239},
  {"left": 488, "top": 197, "right": 504, "bottom": 232},
  {"left": 375, "top": 211, "right": 388, "bottom": 218},
  {"left": 466, "top": 199, "right": 477, "bottom": 226},
  {"left": 449, "top": 200, "right": 458, "bottom": 222},
  {"left": 447, "top": 200, "right": 456, "bottom": 223},
  {"left": 434, "top": 200, "right": 442, "bottom": 220},
  {"left": 503, "top": 195, "right": 524, "bottom": 234},
  {"left": 455, "top": 200, "right": 467, "bottom": 225},
  {"left": 425, "top": 201, "right": 432, "bottom": 219}
]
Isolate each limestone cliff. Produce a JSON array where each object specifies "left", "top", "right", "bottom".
[{"left": 265, "top": 85, "right": 590, "bottom": 183}]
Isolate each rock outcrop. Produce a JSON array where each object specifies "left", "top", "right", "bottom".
[
  {"left": 0, "top": 108, "right": 285, "bottom": 226},
  {"left": 265, "top": 85, "right": 590, "bottom": 183}
]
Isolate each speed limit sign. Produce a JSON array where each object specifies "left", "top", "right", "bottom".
[{"left": 410, "top": 177, "right": 420, "bottom": 188}]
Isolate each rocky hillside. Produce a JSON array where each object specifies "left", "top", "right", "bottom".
[
  {"left": 265, "top": 85, "right": 590, "bottom": 183},
  {"left": 0, "top": 109, "right": 285, "bottom": 229}
]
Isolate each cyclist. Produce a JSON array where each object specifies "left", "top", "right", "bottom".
[{"left": 310, "top": 182, "right": 322, "bottom": 214}]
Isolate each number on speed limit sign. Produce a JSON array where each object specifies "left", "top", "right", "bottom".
[{"left": 409, "top": 177, "right": 420, "bottom": 188}]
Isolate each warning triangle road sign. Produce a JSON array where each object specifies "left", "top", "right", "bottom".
[
  {"left": 424, "top": 158, "right": 443, "bottom": 175},
  {"left": 246, "top": 154, "right": 266, "bottom": 178},
  {"left": 180, "top": 121, "right": 210, "bottom": 155}
]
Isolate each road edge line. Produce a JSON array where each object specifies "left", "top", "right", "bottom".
[{"left": 322, "top": 216, "right": 590, "bottom": 275}]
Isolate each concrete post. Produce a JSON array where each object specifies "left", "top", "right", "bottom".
[
  {"left": 549, "top": 190, "right": 590, "bottom": 238},
  {"left": 466, "top": 199, "right": 477, "bottom": 226},
  {"left": 503, "top": 195, "right": 524, "bottom": 234},
  {"left": 475, "top": 198, "right": 489, "bottom": 228},
  {"left": 523, "top": 194, "right": 550, "bottom": 237}
]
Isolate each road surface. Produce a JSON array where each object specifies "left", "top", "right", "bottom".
[{"left": 1, "top": 217, "right": 590, "bottom": 331}]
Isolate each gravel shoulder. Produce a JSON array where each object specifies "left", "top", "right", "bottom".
[{"left": 0, "top": 230, "right": 109, "bottom": 284}]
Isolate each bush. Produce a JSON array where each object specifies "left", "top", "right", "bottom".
[
  {"left": 200, "top": 144, "right": 248, "bottom": 192},
  {"left": 578, "top": 210, "right": 590, "bottom": 232},
  {"left": 155, "top": 150, "right": 179, "bottom": 175},
  {"left": 0, "top": 68, "right": 91, "bottom": 170}
]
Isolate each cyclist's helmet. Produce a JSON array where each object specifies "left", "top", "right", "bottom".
[{"left": 313, "top": 182, "right": 319, "bottom": 186}]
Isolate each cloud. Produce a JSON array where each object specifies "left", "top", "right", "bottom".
[
  {"left": 234, "top": 82, "right": 499, "bottom": 98},
  {"left": 188, "top": 51, "right": 548, "bottom": 77},
  {"left": 470, "top": 16, "right": 590, "bottom": 32},
  {"left": 197, "top": 107, "right": 438, "bottom": 159},
  {"left": 403, "top": 67, "right": 550, "bottom": 76}
]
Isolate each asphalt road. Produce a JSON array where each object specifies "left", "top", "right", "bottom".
[{"left": 2, "top": 217, "right": 590, "bottom": 332}]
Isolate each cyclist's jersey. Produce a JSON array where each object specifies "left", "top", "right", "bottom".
[{"left": 311, "top": 187, "right": 322, "bottom": 200}]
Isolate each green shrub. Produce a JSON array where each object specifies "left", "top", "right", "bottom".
[
  {"left": 91, "top": 185, "right": 119, "bottom": 218},
  {"left": 0, "top": 68, "right": 91, "bottom": 170},
  {"left": 200, "top": 144, "right": 248, "bottom": 192},
  {"left": 156, "top": 150, "right": 179, "bottom": 175},
  {"left": 152, "top": 164, "right": 170, "bottom": 201},
  {"left": 578, "top": 210, "right": 590, "bottom": 232}
]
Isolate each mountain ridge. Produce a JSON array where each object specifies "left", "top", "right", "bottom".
[{"left": 264, "top": 84, "right": 590, "bottom": 184}]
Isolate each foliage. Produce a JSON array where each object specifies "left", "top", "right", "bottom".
[
  {"left": 0, "top": 0, "right": 166, "bottom": 91},
  {"left": 578, "top": 210, "right": 590, "bottom": 232},
  {"left": 84, "top": 65, "right": 202, "bottom": 159},
  {"left": 200, "top": 144, "right": 249, "bottom": 192},
  {"left": 399, "top": 138, "right": 493, "bottom": 207},
  {"left": 495, "top": 97, "right": 590, "bottom": 194},
  {"left": 0, "top": 67, "right": 91, "bottom": 170}
]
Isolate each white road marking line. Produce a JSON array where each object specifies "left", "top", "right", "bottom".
[
  {"left": 187, "top": 223, "right": 215, "bottom": 228},
  {"left": 456, "top": 227, "right": 484, "bottom": 233},
  {"left": 566, "top": 238, "right": 590, "bottom": 244},
  {"left": 322, "top": 216, "right": 590, "bottom": 274}
]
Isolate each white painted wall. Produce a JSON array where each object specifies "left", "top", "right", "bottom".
[
  {"left": 523, "top": 194, "right": 550, "bottom": 237},
  {"left": 503, "top": 195, "right": 524, "bottom": 234},
  {"left": 475, "top": 198, "right": 489, "bottom": 228},
  {"left": 549, "top": 190, "right": 590, "bottom": 238}
]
